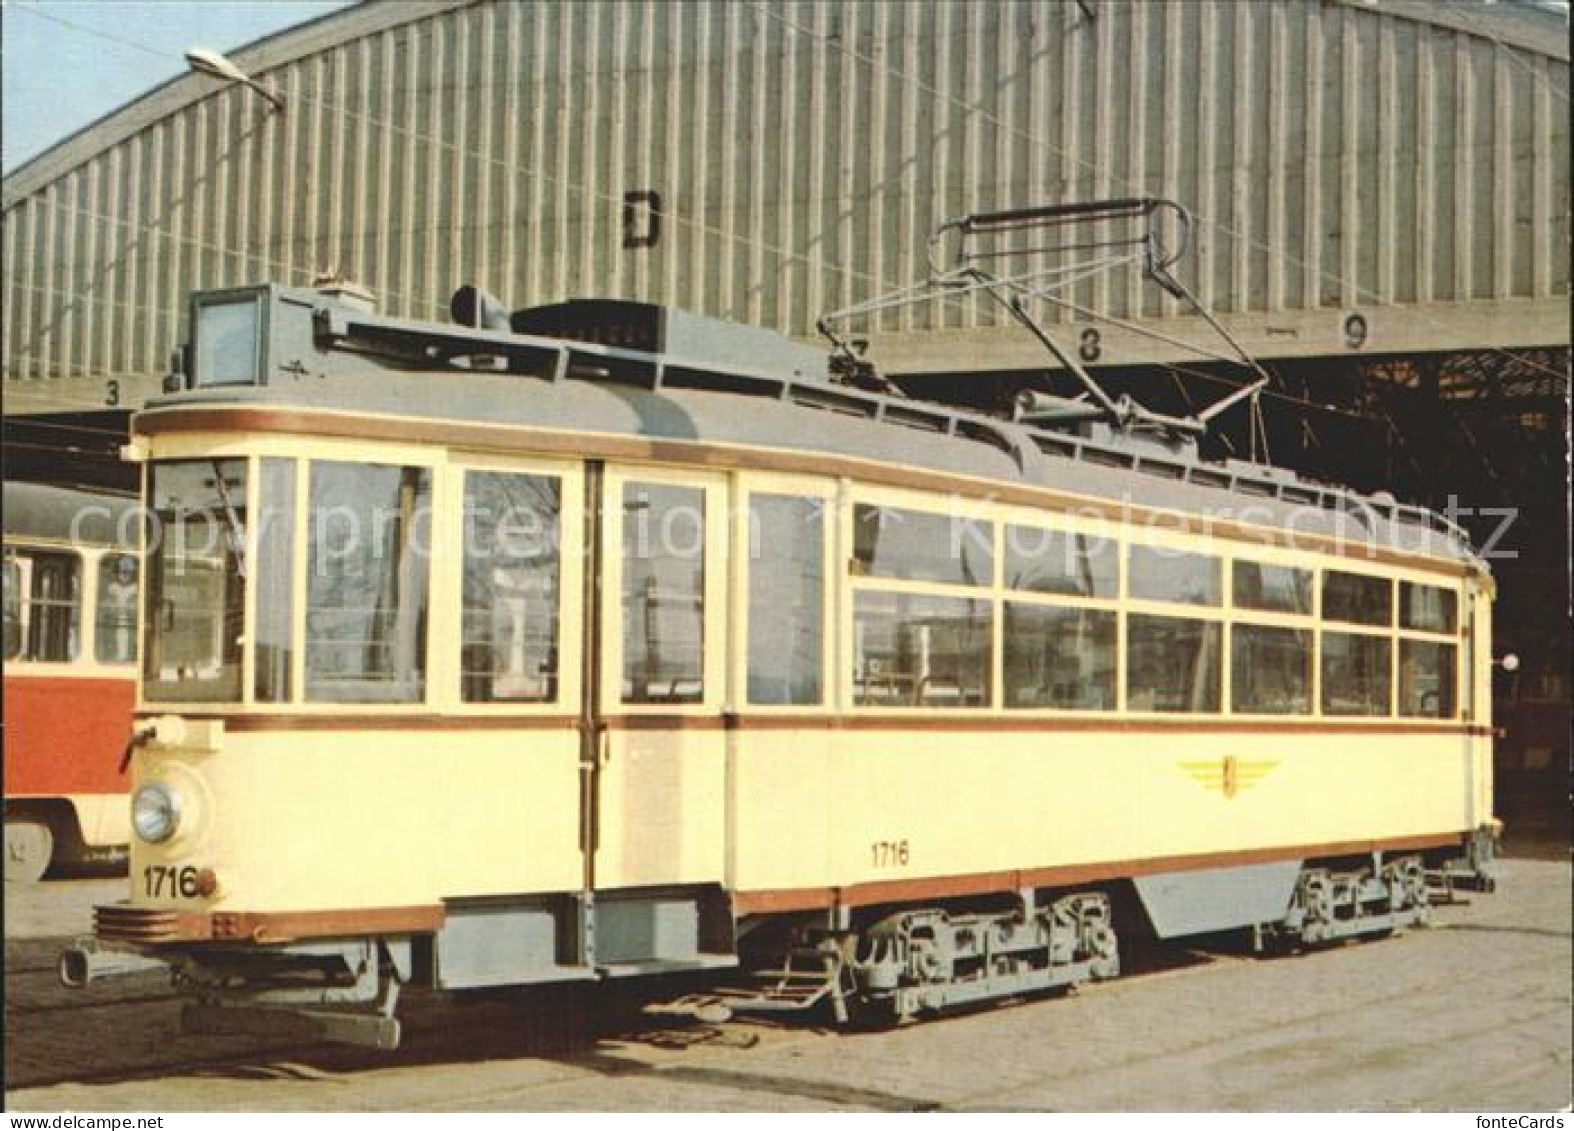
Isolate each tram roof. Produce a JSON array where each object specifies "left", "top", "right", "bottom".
[
  {"left": 2, "top": 480, "right": 138, "bottom": 549},
  {"left": 138, "top": 364, "right": 1481, "bottom": 571}
]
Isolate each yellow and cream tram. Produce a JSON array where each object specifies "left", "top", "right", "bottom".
[{"left": 75, "top": 273, "right": 1498, "bottom": 1048}]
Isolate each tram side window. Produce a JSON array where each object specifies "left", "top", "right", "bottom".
[
  {"left": 1231, "top": 625, "right": 1312, "bottom": 715},
  {"left": 462, "top": 471, "right": 562, "bottom": 704},
  {"left": 305, "top": 461, "right": 432, "bottom": 704},
  {"left": 1400, "top": 639, "right": 1456, "bottom": 718},
  {"left": 94, "top": 553, "right": 140, "bottom": 664},
  {"left": 1128, "top": 546, "right": 1221, "bottom": 606},
  {"left": 1399, "top": 582, "right": 1457, "bottom": 634},
  {"left": 1321, "top": 632, "right": 1391, "bottom": 716},
  {"left": 2, "top": 549, "right": 81, "bottom": 662},
  {"left": 1003, "top": 604, "right": 1116, "bottom": 709},
  {"left": 1323, "top": 571, "right": 1392, "bottom": 626},
  {"left": 852, "top": 504, "right": 993, "bottom": 587},
  {"left": 1004, "top": 525, "right": 1117, "bottom": 598},
  {"left": 853, "top": 592, "right": 991, "bottom": 708},
  {"left": 747, "top": 494, "right": 824, "bottom": 706},
  {"left": 623, "top": 482, "right": 705, "bottom": 704},
  {"left": 1232, "top": 561, "right": 1312, "bottom": 615},
  {"left": 144, "top": 460, "right": 248, "bottom": 701},
  {"left": 1127, "top": 614, "right": 1221, "bottom": 713}
]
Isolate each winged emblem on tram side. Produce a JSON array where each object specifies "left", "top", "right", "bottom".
[{"left": 1178, "top": 756, "right": 1281, "bottom": 799}]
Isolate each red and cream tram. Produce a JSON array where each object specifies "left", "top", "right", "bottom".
[{"left": 4, "top": 481, "right": 140, "bottom": 882}]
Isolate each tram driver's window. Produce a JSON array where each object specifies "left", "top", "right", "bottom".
[
  {"left": 622, "top": 482, "right": 705, "bottom": 704},
  {"left": 746, "top": 494, "right": 824, "bottom": 706},
  {"left": 143, "top": 460, "right": 248, "bottom": 701},
  {"left": 3, "top": 549, "right": 81, "bottom": 662},
  {"left": 462, "top": 471, "right": 562, "bottom": 703},
  {"left": 305, "top": 461, "right": 432, "bottom": 703},
  {"left": 95, "top": 553, "right": 140, "bottom": 664}
]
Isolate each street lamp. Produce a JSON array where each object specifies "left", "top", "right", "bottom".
[{"left": 185, "top": 47, "right": 285, "bottom": 113}]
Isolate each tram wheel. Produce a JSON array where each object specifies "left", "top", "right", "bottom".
[{"left": 4, "top": 820, "right": 54, "bottom": 884}]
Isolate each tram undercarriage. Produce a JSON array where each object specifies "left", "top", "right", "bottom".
[{"left": 66, "top": 835, "right": 1496, "bottom": 1050}]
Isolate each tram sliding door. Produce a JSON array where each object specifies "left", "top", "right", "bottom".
[{"left": 589, "top": 466, "right": 730, "bottom": 893}]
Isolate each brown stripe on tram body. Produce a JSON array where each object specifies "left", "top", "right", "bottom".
[
  {"left": 134, "top": 405, "right": 1475, "bottom": 580},
  {"left": 733, "top": 831, "right": 1472, "bottom": 915},
  {"left": 96, "top": 902, "right": 446, "bottom": 945}
]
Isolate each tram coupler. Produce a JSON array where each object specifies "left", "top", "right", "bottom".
[
  {"left": 1427, "top": 822, "right": 1501, "bottom": 900},
  {"left": 58, "top": 936, "right": 167, "bottom": 988}
]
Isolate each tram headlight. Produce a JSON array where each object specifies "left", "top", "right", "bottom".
[{"left": 132, "top": 783, "right": 182, "bottom": 844}]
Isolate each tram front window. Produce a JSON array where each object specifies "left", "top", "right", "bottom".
[
  {"left": 306, "top": 462, "right": 432, "bottom": 703},
  {"left": 143, "top": 460, "right": 248, "bottom": 701}
]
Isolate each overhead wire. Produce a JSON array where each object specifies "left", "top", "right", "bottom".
[{"left": 750, "top": 1, "right": 1572, "bottom": 388}]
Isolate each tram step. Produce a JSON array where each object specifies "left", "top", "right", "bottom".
[{"left": 596, "top": 954, "right": 738, "bottom": 979}]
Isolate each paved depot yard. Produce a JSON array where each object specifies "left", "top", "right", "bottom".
[{"left": 6, "top": 858, "right": 1569, "bottom": 1112}]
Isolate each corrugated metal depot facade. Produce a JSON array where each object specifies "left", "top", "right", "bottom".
[{"left": 2, "top": 0, "right": 1568, "bottom": 415}]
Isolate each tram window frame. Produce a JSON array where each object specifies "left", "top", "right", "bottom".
[
  {"left": 1127, "top": 545, "right": 1222, "bottom": 607},
  {"left": 1126, "top": 613, "right": 1222, "bottom": 714},
  {"left": 851, "top": 503, "right": 994, "bottom": 588},
  {"left": 1232, "top": 561, "right": 1312, "bottom": 615},
  {"left": 303, "top": 460, "right": 434, "bottom": 705},
  {"left": 1320, "top": 630, "right": 1392, "bottom": 716},
  {"left": 620, "top": 480, "right": 708, "bottom": 706},
  {"left": 745, "top": 492, "right": 826, "bottom": 707},
  {"left": 1399, "top": 581, "right": 1458, "bottom": 634},
  {"left": 1003, "top": 524, "right": 1118, "bottom": 599},
  {"left": 460, "top": 470, "right": 564, "bottom": 705},
  {"left": 142, "top": 459, "right": 250, "bottom": 702},
  {"left": 1230, "top": 623, "right": 1313, "bottom": 715},
  {"left": 94, "top": 552, "right": 140, "bottom": 665},
  {"left": 852, "top": 590, "right": 993, "bottom": 709},
  {"left": 3, "top": 547, "right": 82, "bottom": 664},
  {"left": 1399, "top": 637, "right": 1457, "bottom": 719},
  {"left": 192, "top": 291, "right": 266, "bottom": 388},
  {"left": 1003, "top": 602, "right": 1117, "bottom": 710},
  {"left": 1322, "top": 570, "right": 1392, "bottom": 627}
]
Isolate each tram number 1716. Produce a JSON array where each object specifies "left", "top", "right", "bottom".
[
  {"left": 143, "top": 865, "right": 201, "bottom": 899},
  {"left": 870, "top": 840, "right": 911, "bottom": 869}
]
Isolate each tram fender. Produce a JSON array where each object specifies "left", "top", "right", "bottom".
[{"left": 1132, "top": 861, "right": 1302, "bottom": 938}]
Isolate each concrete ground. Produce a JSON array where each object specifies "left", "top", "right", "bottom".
[{"left": 5, "top": 858, "right": 1570, "bottom": 1112}]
